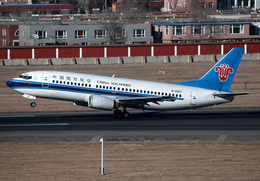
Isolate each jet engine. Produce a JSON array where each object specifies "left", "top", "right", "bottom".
[{"left": 88, "top": 95, "right": 115, "bottom": 110}]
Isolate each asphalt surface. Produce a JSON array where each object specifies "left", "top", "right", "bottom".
[{"left": 0, "top": 108, "right": 260, "bottom": 142}]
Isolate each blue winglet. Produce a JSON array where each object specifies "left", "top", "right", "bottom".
[{"left": 176, "top": 47, "right": 244, "bottom": 92}]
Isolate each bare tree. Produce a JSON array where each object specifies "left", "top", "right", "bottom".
[
  {"left": 100, "top": 12, "right": 126, "bottom": 44},
  {"left": 186, "top": 0, "right": 211, "bottom": 42},
  {"left": 117, "top": 0, "right": 146, "bottom": 22}
]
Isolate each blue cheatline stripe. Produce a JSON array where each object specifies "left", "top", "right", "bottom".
[{"left": 9, "top": 80, "right": 184, "bottom": 101}]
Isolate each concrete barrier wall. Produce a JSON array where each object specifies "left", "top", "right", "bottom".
[{"left": 1, "top": 53, "right": 259, "bottom": 66}]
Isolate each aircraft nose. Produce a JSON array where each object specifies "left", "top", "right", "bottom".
[{"left": 6, "top": 80, "right": 14, "bottom": 88}]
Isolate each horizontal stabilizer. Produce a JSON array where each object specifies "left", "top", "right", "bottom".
[{"left": 213, "top": 92, "right": 252, "bottom": 98}]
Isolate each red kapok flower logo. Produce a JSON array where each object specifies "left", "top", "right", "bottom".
[{"left": 214, "top": 64, "right": 234, "bottom": 82}]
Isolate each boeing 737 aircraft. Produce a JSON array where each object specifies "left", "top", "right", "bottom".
[{"left": 6, "top": 47, "right": 250, "bottom": 118}]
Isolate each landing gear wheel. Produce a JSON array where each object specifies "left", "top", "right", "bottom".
[
  {"left": 113, "top": 110, "right": 122, "bottom": 118},
  {"left": 122, "top": 111, "right": 130, "bottom": 118},
  {"left": 30, "top": 102, "right": 36, "bottom": 107}
]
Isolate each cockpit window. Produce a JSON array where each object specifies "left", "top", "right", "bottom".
[{"left": 19, "top": 75, "right": 32, "bottom": 79}]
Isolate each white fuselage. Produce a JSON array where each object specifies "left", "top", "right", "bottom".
[{"left": 8, "top": 70, "right": 233, "bottom": 111}]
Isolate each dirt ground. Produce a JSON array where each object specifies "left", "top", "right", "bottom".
[
  {"left": 0, "top": 60, "right": 259, "bottom": 113},
  {"left": 0, "top": 141, "right": 260, "bottom": 181}
]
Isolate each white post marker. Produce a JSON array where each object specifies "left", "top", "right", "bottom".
[{"left": 100, "top": 136, "right": 104, "bottom": 175}]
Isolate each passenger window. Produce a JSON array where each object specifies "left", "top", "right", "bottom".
[
  {"left": 78, "top": 83, "right": 80, "bottom": 86},
  {"left": 118, "top": 87, "right": 120, "bottom": 91},
  {"left": 110, "top": 86, "right": 112, "bottom": 90},
  {"left": 106, "top": 86, "right": 109, "bottom": 89},
  {"left": 67, "top": 82, "right": 69, "bottom": 85},
  {"left": 52, "top": 80, "right": 55, "bottom": 83},
  {"left": 126, "top": 88, "right": 128, "bottom": 91},
  {"left": 176, "top": 94, "right": 178, "bottom": 97},
  {"left": 103, "top": 86, "right": 105, "bottom": 89},
  {"left": 74, "top": 83, "right": 77, "bottom": 85},
  {"left": 154, "top": 92, "right": 157, "bottom": 95},
  {"left": 144, "top": 90, "right": 146, "bottom": 93},
  {"left": 99, "top": 85, "right": 102, "bottom": 88},
  {"left": 129, "top": 89, "right": 132, "bottom": 92},
  {"left": 133, "top": 89, "right": 135, "bottom": 92},
  {"left": 165, "top": 93, "right": 167, "bottom": 96},
  {"left": 63, "top": 81, "right": 66, "bottom": 84},
  {"left": 147, "top": 91, "right": 150, "bottom": 94},
  {"left": 158, "top": 92, "right": 160, "bottom": 95},
  {"left": 89, "top": 84, "right": 91, "bottom": 87},
  {"left": 140, "top": 90, "right": 142, "bottom": 93},
  {"left": 113, "top": 87, "right": 116, "bottom": 90},
  {"left": 71, "top": 82, "right": 73, "bottom": 85},
  {"left": 56, "top": 80, "right": 58, "bottom": 83},
  {"left": 151, "top": 91, "right": 153, "bottom": 94},
  {"left": 96, "top": 85, "right": 98, "bottom": 88},
  {"left": 162, "top": 93, "right": 164, "bottom": 96},
  {"left": 60, "top": 81, "right": 62, "bottom": 84},
  {"left": 137, "top": 90, "right": 139, "bottom": 93},
  {"left": 122, "top": 88, "right": 124, "bottom": 91},
  {"left": 180, "top": 94, "right": 182, "bottom": 98}
]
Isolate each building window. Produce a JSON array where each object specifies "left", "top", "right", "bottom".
[
  {"left": 2, "top": 29, "right": 6, "bottom": 36},
  {"left": 201, "top": 3, "right": 205, "bottom": 9},
  {"left": 178, "top": 1, "right": 181, "bottom": 6},
  {"left": 230, "top": 25, "right": 244, "bottom": 34},
  {"left": 114, "top": 29, "right": 126, "bottom": 38},
  {"left": 165, "top": 26, "right": 169, "bottom": 35},
  {"left": 157, "top": 25, "right": 161, "bottom": 32},
  {"left": 75, "top": 30, "right": 87, "bottom": 39},
  {"left": 210, "top": 25, "right": 224, "bottom": 34},
  {"left": 35, "top": 31, "right": 47, "bottom": 39},
  {"left": 133, "top": 29, "right": 145, "bottom": 38},
  {"left": 173, "top": 26, "right": 186, "bottom": 35},
  {"left": 168, "top": 2, "right": 172, "bottom": 11},
  {"left": 191, "top": 25, "right": 205, "bottom": 34},
  {"left": 95, "top": 30, "right": 106, "bottom": 38},
  {"left": 2, "top": 39, "right": 6, "bottom": 46},
  {"left": 55, "top": 30, "right": 67, "bottom": 39},
  {"left": 209, "top": 2, "right": 214, "bottom": 9},
  {"left": 15, "top": 30, "right": 19, "bottom": 36}
]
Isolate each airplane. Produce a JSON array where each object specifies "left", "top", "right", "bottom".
[{"left": 6, "top": 47, "right": 250, "bottom": 118}]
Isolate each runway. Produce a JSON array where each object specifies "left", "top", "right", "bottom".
[{"left": 0, "top": 108, "right": 260, "bottom": 142}]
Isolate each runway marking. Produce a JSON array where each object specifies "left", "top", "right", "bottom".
[
  {"left": 91, "top": 135, "right": 102, "bottom": 142},
  {"left": 0, "top": 115, "right": 35, "bottom": 118},
  {"left": 0, "top": 123, "right": 69, "bottom": 127},
  {"left": 217, "top": 135, "right": 228, "bottom": 141}
]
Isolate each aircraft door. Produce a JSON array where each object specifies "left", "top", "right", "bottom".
[
  {"left": 190, "top": 91, "right": 197, "bottom": 105},
  {"left": 42, "top": 73, "right": 49, "bottom": 88}
]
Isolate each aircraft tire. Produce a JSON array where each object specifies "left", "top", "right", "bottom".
[
  {"left": 122, "top": 111, "right": 130, "bottom": 118},
  {"left": 113, "top": 110, "right": 122, "bottom": 118},
  {"left": 30, "top": 102, "right": 36, "bottom": 107}
]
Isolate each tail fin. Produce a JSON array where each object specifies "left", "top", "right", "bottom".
[{"left": 176, "top": 47, "right": 244, "bottom": 92}]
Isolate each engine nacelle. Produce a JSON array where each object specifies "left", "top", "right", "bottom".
[{"left": 88, "top": 95, "right": 115, "bottom": 110}]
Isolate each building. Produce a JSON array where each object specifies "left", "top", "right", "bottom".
[
  {"left": 217, "top": 0, "right": 260, "bottom": 11},
  {"left": 0, "top": 0, "right": 32, "bottom": 5},
  {"left": 19, "top": 21, "right": 151, "bottom": 46},
  {"left": 164, "top": 0, "right": 218, "bottom": 12},
  {"left": 0, "top": 24, "right": 19, "bottom": 46},
  {"left": 155, "top": 22, "right": 260, "bottom": 43}
]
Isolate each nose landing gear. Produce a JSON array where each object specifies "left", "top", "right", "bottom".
[{"left": 30, "top": 102, "right": 36, "bottom": 107}]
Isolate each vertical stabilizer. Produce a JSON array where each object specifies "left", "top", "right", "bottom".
[{"left": 176, "top": 47, "right": 244, "bottom": 92}]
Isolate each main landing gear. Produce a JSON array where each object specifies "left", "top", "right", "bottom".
[
  {"left": 30, "top": 102, "right": 36, "bottom": 107},
  {"left": 113, "top": 107, "right": 130, "bottom": 118}
]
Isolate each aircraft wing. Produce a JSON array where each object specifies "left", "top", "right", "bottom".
[
  {"left": 213, "top": 92, "right": 252, "bottom": 98},
  {"left": 115, "top": 96, "right": 183, "bottom": 106}
]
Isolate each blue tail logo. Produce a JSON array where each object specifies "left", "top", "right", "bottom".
[{"left": 177, "top": 47, "right": 244, "bottom": 92}]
